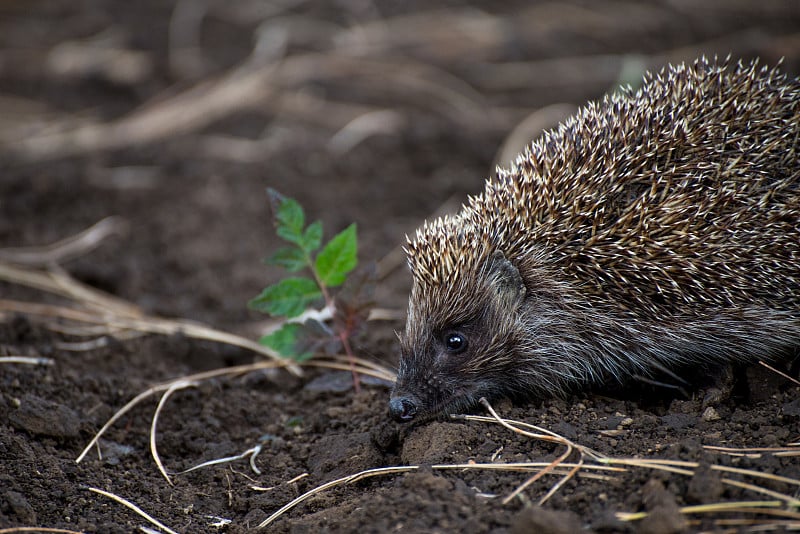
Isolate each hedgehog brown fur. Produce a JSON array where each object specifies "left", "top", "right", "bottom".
[{"left": 389, "top": 58, "right": 800, "bottom": 422}]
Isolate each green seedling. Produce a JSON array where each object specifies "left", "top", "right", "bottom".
[{"left": 249, "top": 189, "right": 374, "bottom": 388}]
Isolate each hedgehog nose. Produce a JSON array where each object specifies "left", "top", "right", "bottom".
[{"left": 389, "top": 397, "right": 418, "bottom": 422}]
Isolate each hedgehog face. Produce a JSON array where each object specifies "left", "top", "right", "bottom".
[{"left": 390, "top": 252, "right": 528, "bottom": 422}]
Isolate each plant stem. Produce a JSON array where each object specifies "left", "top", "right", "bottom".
[
  {"left": 340, "top": 331, "right": 361, "bottom": 393},
  {"left": 305, "top": 251, "right": 332, "bottom": 305},
  {"left": 307, "top": 251, "right": 360, "bottom": 391}
]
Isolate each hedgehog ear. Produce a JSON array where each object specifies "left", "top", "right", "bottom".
[{"left": 487, "top": 251, "right": 526, "bottom": 306}]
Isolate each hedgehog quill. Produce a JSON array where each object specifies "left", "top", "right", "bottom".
[{"left": 389, "top": 58, "right": 800, "bottom": 422}]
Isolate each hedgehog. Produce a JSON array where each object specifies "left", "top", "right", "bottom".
[{"left": 388, "top": 58, "right": 800, "bottom": 422}]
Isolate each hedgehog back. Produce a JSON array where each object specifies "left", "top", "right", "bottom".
[{"left": 406, "top": 59, "right": 800, "bottom": 318}]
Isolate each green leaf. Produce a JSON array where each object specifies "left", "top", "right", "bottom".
[
  {"left": 248, "top": 277, "right": 322, "bottom": 318},
  {"left": 258, "top": 323, "right": 312, "bottom": 361},
  {"left": 267, "top": 247, "right": 307, "bottom": 272},
  {"left": 315, "top": 224, "right": 357, "bottom": 287},
  {"left": 301, "top": 221, "right": 323, "bottom": 253},
  {"left": 267, "top": 188, "right": 305, "bottom": 246}
]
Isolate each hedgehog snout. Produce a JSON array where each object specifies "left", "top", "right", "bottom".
[{"left": 388, "top": 395, "right": 418, "bottom": 422}]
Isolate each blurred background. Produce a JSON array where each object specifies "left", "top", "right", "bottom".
[{"left": 1, "top": 0, "right": 799, "bottom": 330}]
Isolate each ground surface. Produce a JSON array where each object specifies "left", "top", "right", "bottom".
[{"left": 1, "top": 1, "right": 800, "bottom": 533}]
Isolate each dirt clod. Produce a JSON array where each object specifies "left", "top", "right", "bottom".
[
  {"left": 7, "top": 394, "right": 82, "bottom": 439},
  {"left": 307, "top": 432, "right": 383, "bottom": 479},
  {"left": 639, "top": 479, "right": 689, "bottom": 534},
  {"left": 510, "top": 506, "right": 590, "bottom": 534},
  {"left": 686, "top": 464, "right": 724, "bottom": 504},
  {"left": 2, "top": 491, "right": 37, "bottom": 524},
  {"left": 401, "top": 422, "right": 475, "bottom": 465}
]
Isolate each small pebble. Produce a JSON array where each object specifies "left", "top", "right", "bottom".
[{"left": 701, "top": 406, "right": 721, "bottom": 422}]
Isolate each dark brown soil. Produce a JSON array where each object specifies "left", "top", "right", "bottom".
[{"left": 2, "top": 1, "right": 799, "bottom": 533}]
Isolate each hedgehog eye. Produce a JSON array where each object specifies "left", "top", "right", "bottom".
[{"left": 443, "top": 332, "right": 468, "bottom": 354}]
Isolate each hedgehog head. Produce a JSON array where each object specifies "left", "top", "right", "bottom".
[{"left": 389, "top": 216, "right": 535, "bottom": 421}]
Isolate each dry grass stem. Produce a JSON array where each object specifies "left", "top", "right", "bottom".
[
  {"left": 3, "top": 60, "right": 278, "bottom": 161},
  {"left": 0, "top": 300, "right": 120, "bottom": 324},
  {"left": 258, "top": 427, "right": 799, "bottom": 529},
  {"left": 2, "top": 6, "right": 787, "bottom": 156},
  {"left": 366, "top": 307, "right": 405, "bottom": 321},
  {"left": 712, "top": 465, "right": 800, "bottom": 488},
  {"left": 285, "top": 472, "right": 309, "bottom": 485},
  {"left": 704, "top": 444, "right": 800, "bottom": 456},
  {"left": 463, "top": 403, "right": 800, "bottom": 515},
  {"left": 618, "top": 500, "right": 800, "bottom": 526},
  {"left": 324, "top": 354, "right": 394, "bottom": 374},
  {"left": 151, "top": 380, "right": 197, "bottom": 485},
  {"left": 53, "top": 338, "right": 110, "bottom": 351},
  {"left": 0, "top": 225, "right": 306, "bottom": 373},
  {"left": 258, "top": 466, "right": 418, "bottom": 528},
  {"left": 537, "top": 456, "right": 584, "bottom": 505},
  {"left": 602, "top": 458, "right": 695, "bottom": 477},
  {"left": 86, "top": 487, "right": 178, "bottom": 534},
  {"left": 178, "top": 444, "right": 265, "bottom": 476},
  {"left": 0, "top": 217, "right": 128, "bottom": 267},
  {"left": 478, "top": 398, "right": 596, "bottom": 505},
  {"left": 311, "top": 357, "right": 395, "bottom": 382},
  {"left": 77, "top": 354, "right": 393, "bottom": 476},
  {"left": 606, "top": 457, "right": 800, "bottom": 490},
  {"left": 327, "top": 109, "right": 406, "bottom": 155},
  {"left": 76, "top": 361, "right": 285, "bottom": 464},
  {"left": 260, "top": 459, "right": 624, "bottom": 528},
  {"left": 230, "top": 465, "right": 260, "bottom": 484},
  {"left": 602, "top": 458, "right": 800, "bottom": 506},
  {"left": 0, "top": 529, "right": 86, "bottom": 534},
  {"left": 434, "top": 461, "right": 624, "bottom": 475},
  {"left": 501, "top": 442, "right": 574, "bottom": 505},
  {"left": 681, "top": 501, "right": 784, "bottom": 514},
  {"left": 0, "top": 297, "right": 301, "bottom": 376},
  {"left": 249, "top": 446, "right": 263, "bottom": 475},
  {"left": 759, "top": 360, "right": 800, "bottom": 386},
  {"left": 2, "top": 50, "right": 491, "bottom": 162},
  {"left": 463, "top": 410, "right": 605, "bottom": 461},
  {"left": 217, "top": 391, "right": 795, "bottom": 528},
  {"left": 167, "top": 0, "right": 210, "bottom": 79},
  {"left": 0, "top": 263, "right": 141, "bottom": 317},
  {"left": 719, "top": 478, "right": 800, "bottom": 507},
  {"left": 44, "top": 322, "right": 134, "bottom": 336},
  {"left": 0, "top": 356, "right": 54, "bottom": 365},
  {"left": 77, "top": 386, "right": 161, "bottom": 464}
]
